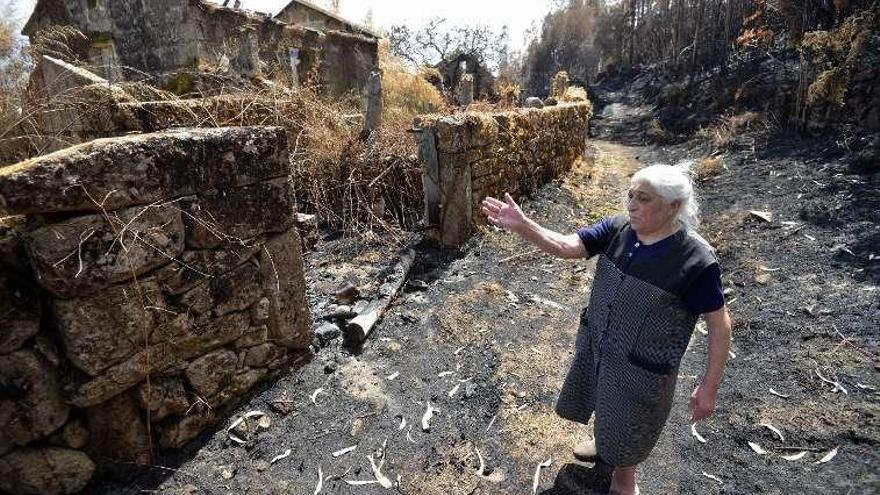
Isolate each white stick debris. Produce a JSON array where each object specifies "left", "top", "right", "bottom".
[
  {"left": 475, "top": 448, "right": 488, "bottom": 476},
  {"left": 759, "top": 423, "right": 785, "bottom": 442},
  {"left": 345, "top": 480, "right": 380, "bottom": 486},
  {"left": 406, "top": 424, "right": 416, "bottom": 443},
  {"left": 448, "top": 384, "right": 461, "bottom": 398},
  {"left": 748, "top": 442, "right": 768, "bottom": 455},
  {"left": 386, "top": 372, "right": 400, "bottom": 381},
  {"left": 781, "top": 451, "right": 807, "bottom": 461},
  {"left": 270, "top": 449, "right": 292, "bottom": 464},
  {"left": 368, "top": 454, "right": 394, "bottom": 488},
  {"left": 486, "top": 414, "right": 497, "bottom": 432},
  {"left": 702, "top": 471, "right": 723, "bottom": 484},
  {"left": 691, "top": 423, "right": 707, "bottom": 444},
  {"left": 437, "top": 371, "right": 454, "bottom": 378},
  {"left": 815, "top": 369, "right": 848, "bottom": 394},
  {"left": 815, "top": 447, "right": 839, "bottom": 464},
  {"left": 398, "top": 417, "right": 407, "bottom": 430},
  {"left": 769, "top": 388, "right": 790, "bottom": 398},
  {"left": 310, "top": 388, "right": 326, "bottom": 405},
  {"left": 532, "top": 458, "right": 553, "bottom": 494},
  {"left": 421, "top": 402, "right": 439, "bottom": 432},
  {"left": 314, "top": 465, "right": 323, "bottom": 495},
  {"left": 332, "top": 445, "right": 357, "bottom": 458}
]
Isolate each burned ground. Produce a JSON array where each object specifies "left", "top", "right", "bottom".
[{"left": 90, "top": 91, "right": 878, "bottom": 495}]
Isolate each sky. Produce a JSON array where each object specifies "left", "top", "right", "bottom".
[{"left": 7, "top": 0, "right": 556, "bottom": 51}]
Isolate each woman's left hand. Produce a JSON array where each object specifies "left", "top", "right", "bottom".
[{"left": 689, "top": 381, "right": 718, "bottom": 422}]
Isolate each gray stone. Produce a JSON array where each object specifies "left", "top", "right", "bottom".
[
  {"left": 85, "top": 392, "right": 151, "bottom": 468},
  {"left": 251, "top": 297, "right": 271, "bottom": 325},
  {"left": 212, "top": 368, "right": 267, "bottom": 407},
  {"left": 364, "top": 71, "right": 383, "bottom": 134},
  {"left": 48, "top": 419, "right": 89, "bottom": 450},
  {"left": 0, "top": 283, "right": 40, "bottom": 355},
  {"left": 295, "top": 213, "right": 319, "bottom": 251},
  {"left": 259, "top": 229, "right": 312, "bottom": 349},
  {"left": 0, "top": 127, "right": 289, "bottom": 216},
  {"left": 335, "top": 282, "right": 360, "bottom": 305},
  {"left": 524, "top": 97, "right": 544, "bottom": 109},
  {"left": 52, "top": 279, "right": 162, "bottom": 376},
  {"left": 316, "top": 322, "right": 341, "bottom": 343},
  {"left": 158, "top": 409, "right": 216, "bottom": 450},
  {"left": 69, "top": 311, "right": 250, "bottom": 408},
  {"left": 176, "top": 261, "right": 264, "bottom": 324},
  {"left": 25, "top": 203, "right": 184, "bottom": 299},
  {"left": 457, "top": 73, "right": 474, "bottom": 106},
  {"left": 0, "top": 447, "right": 95, "bottom": 495},
  {"left": 243, "top": 343, "right": 282, "bottom": 368},
  {"left": 182, "top": 178, "right": 297, "bottom": 249},
  {"left": 185, "top": 349, "right": 237, "bottom": 399},
  {"left": 154, "top": 244, "right": 262, "bottom": 296},
  {"left": 136, "top": 378, "right": 190, "bottom": 422},
  {"left": 0, "top": 351, "right": 69, "bottom": 456},
  {"left": 234, "top": 324, "right": 269, "bottom": 349}
]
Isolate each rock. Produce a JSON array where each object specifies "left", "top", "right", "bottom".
[
  {"left": 259, "top": 229, "right": 312, "bottom": 349},
  {"left": 0, "top": 126, "right": 289, "bottom": 216},
  {"left": 322, "top": 304, "right": 356, "bottom": 321},
  {"left": 176, "top": 261, "right": 264, "bottom": 324},
  {"left": 464, "top": 382, "right": 478, "bottom": 398},
  {"left": 0, "top": 280, "right": 40, "bottom": 355},
  {"left": 212, "top": 368, "right": 267, "bottom": 407},
  {"left": 251, "top": 297, "right": 271, "bottom": 324},
  {"left": 158, "top": 409, "right": 216, "bottom": 449},
  {"left": 0, "top": 351, "right": 69, "bottom": 456},
  {"left": 48, "top": 419, "right": 89, "bottom": 450},
  {"left": 243, "top": 343, "right": 282, "bottom": 368},
  {"left": 316, "top": 323, "right": 341, "bottom": 343},
  {"left": 335, "top": 282, "right": 360, "bottom": 305},
  {"left": 324, "top": 362, "right": 337, "bottom": 374},
  {"left": 182, "top": 178, "right": 297, "bottom": 249},
  {"left": 407, "top": 279, "right": 429, "bottom": 291},
  {"left": 135, "top": 378, "right": 190, "bottom": 422},
  {"left": 185, "top": 349, "right": 237, "bottom": 399},
  {"left": 544, "top": 97, "right": 558, "bottom": 106},
  {"left": 69, "top": 310, "right": 250, "bottom": 408},
  {"left": 52, "top": 279, "right": 161, "bottom": 376},
  {"left": 85, "top": 392, "right": 151, "bottom": 468},
  {"left": 269, "top": 393, "right": 296, "bottom": 415},
  {"left": 154, "top": 244, "right": 262, "bottom": 296},
  {"left": 524, "top": 97, "right": 544, "bottom": 109},
  {"left": 25, "top": 203, "right": 184, "bottom": 298},
  {"left": 234, "top": 324, "right": 269, "bottom": 349},
  {"left": 0, "top": 447, "right": 95, "bottom": 495}
]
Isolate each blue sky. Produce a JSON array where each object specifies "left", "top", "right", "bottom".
[{"left": 7, "top": 0, "right": 555, "bottom": 50}]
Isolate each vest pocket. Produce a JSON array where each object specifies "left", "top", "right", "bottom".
[{"left": 627, "top": 323, "right": 679, "bottom": 376}]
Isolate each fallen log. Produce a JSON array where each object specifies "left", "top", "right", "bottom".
[{"left": 344, "top": 248, "right": 416, "bottom": 346}]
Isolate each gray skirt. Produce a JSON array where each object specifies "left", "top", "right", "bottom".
[{"left": 555, "top": 312, "right": 679, "bottom": 467}]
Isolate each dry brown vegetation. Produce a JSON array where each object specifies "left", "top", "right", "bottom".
[{"left": 696, "top": 111, "right": 771, "bottom": 150}]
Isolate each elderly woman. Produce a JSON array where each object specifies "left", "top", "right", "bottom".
[{"left": 481, "top": 164, "right": 732, "bottom": 495}]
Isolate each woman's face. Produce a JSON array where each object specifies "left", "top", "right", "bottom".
[{"left": 627, "top": 180, "right": 679, "bottom": 235}]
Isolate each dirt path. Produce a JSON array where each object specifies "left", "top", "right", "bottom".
[{"left": 96, "top": 102, "right": 878, "bottom": 495}]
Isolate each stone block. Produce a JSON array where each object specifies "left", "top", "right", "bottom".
[
  {"left": 242, "top": 343, "right": 283, "bottom": 368},
  {"left": 176, "top": 260, "right": 264, "bottom": 324},
  {"left": 0, "top": 126, "right": 289, "bottom": 216},
  {"left": 85, "top": 392, "right": 151, "bottom": 468},
  {"left": 259, "top": 229, "right": 311, "bottom": 349},
  {"left": 0, "top": 282, "right": 40, "bottom": 355},
  {"left": 235, "top": 324, "right": 269, "bottom": 349},
  {"left": 48, "top": 419, "right": 89, "bottom": 450},
  {"left": 185, "top": 349, "right": 238, "bottom": 399},
  {"left": 213, "top": 368, "right": 268, "bottom": 407},
  {"left": 0, "top": 351, "right": 69, "bottom": 456},
  {"left": 52, "top": 279, "right": 162, "bottom": 376},
  {"left": 182, "top": 177, "right": 297, "bottom": 249},
  {"left": 154, "top": 244, "right": 261, "bottom": 296},
  {"left": 69, "top": 310, "right": 250, "bottom": 407},
  {"left": 158, "top": 409, "right": 215, "bottom": 450},
  {"left": 25, "top": 204, "right": 184, "bottom": 299},
  {"left": 0, "top": 447, "right": 95, "bottom": 495},
  {"left": 136, "top": 378, "right": 190, "bottom": 422}
]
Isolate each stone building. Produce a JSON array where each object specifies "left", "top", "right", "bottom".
[
  {"left": 275, "top": 0, "right": 378, "bottom": 38},
  {"left": 22, "top": 0, "right": 378, "bottom": 97}
]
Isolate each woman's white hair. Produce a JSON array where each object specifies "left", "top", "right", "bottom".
[{"left": 630, "top": 161, "right": 700, "bottom": 230}]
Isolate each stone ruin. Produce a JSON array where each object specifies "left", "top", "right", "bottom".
[
  {"left": 0, "top": 126, "right": 312, "bottom": 494},
  {"left": 415, "top": 102, "right": 593, "bottom": 246}
]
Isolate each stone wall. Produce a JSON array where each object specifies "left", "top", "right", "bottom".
[
  {"left": 0, "top": 126, "right": 312, "bottom": 494},
  {"left": 415, "top": 103, "right": 591, "bottom": 246}
]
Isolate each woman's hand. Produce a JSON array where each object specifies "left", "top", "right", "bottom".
[
  {"left": 481, "top": 193, "right": 527, "bottom": 233},
  {"left": 689, "top": 381, "right": 718, "bottom": 422}
]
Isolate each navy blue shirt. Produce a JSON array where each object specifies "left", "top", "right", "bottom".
[{"left": 578, "top": 216, "right": 725, "bottom": 315}]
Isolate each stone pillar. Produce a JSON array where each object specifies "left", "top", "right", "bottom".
[
  {"left": 457, "top": 73, "right": 474, "bottom": 106},
  {"left": 363, "top": 71, "right": 383, "bottom": 136}
]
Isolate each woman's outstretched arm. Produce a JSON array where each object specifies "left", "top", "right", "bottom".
[{"left": 481, "top": 193, "right": 586, "bottom": 259}]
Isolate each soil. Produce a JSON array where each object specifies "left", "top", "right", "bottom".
[{"left": 91, "top": 89, "right": 879, "bottom": 494}]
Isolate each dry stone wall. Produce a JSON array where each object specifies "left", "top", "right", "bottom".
[
  {"left": 415, "top": 103, "right": 592, "bottom": 246},
  {"left": 0, "top": 126, "right": 312, "bottom": 494}
]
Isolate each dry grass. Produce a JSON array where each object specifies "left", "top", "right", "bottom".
[
  {"left": 696, "top": 156, "right": 724, "bottom": 180},
  {"left": 379, "top": 40, "right": 447, "bottom": 125},
  {"left": 697, "top": 111, "right": 769, "bottom": 151}
]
